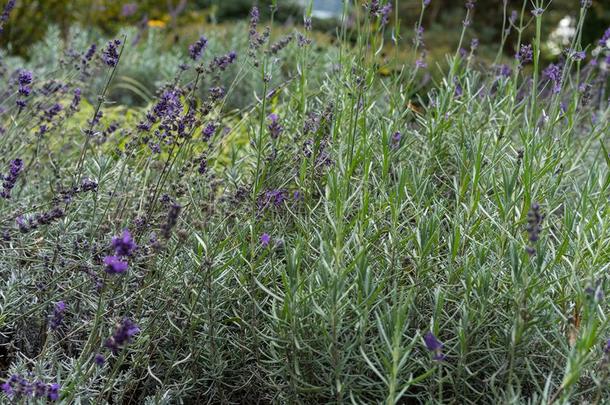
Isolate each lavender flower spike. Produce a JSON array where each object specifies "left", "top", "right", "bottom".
[
  {"left": 111, "top": 229, "right": 137, "bottom": 257},
  {"left": 424, "top": 331, "right": 446, "bottom": 361},
  {"left": 104, "top": 318, "right": 140, "bottom": 354}
]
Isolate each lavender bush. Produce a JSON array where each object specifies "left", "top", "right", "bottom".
[{"left": 1, "top": 0, "right": 609, "bottom": 403}]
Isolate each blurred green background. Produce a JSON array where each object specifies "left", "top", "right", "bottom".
[{"left": 1, "top": 0, "right": 608, "bottom": 58}]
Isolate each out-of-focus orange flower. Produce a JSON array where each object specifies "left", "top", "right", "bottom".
[{"left": 147, "top": 19, "right": 166, "bottom": 28}]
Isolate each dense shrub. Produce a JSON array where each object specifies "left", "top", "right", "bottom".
[{"left": 1, "top": 0, "right": 610, "bottom": 403}]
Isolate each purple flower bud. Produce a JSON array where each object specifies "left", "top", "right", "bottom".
[
  {"left": 391, "top": 131, "right": 401, "bottom": 148},
  {"left": 102, "top": 39, "right": 121, "bottom": 67},
  {"left": 267, "top": 114, "right": 283, "bottom": 139},
  {"left": 83, "top": 44, "right": 97, "bottom": 62},
  {"left": 94, "top": 353, "right": 105, "bottom": 366},
  {"left": 0, "top": 0, "right": 16, "bottom": 34},
  {"left": 424, "top": 331, "right": 445, "bottom": 361},
  {"left": 49, "top": 301, "right": 66, "bottom": 330},
  {"left": 121, "top": 3, "right": 138, "bottom": 17},
  {"left": 47, "top": 383, "right": 60, "bottom": 401},
  {"left": 516, "top": 44, "right": 533, "bottom": 66},
  {"left": 103, "top": 255, "right": 128, "bottom": 274},
  {"left": 104, "top": 318, "right": 140, "bottom": 354},
  {"left": 189, "top": 35, "right": 208, "bottom": 61},
  {"left": 572, "top": 50, "right": 586, "bottom": 61},
  {"left": 111, "top": 229, "right": 137, "bottom": 257},
  {"left": 260, "top": 233, "right": 271, "bottom": 247},
  {"left": 1, "top": 158, "right": 24, "bottom": 199}
]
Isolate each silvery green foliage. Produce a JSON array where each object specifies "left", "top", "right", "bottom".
[{"left": 1, "top": 2, "right": 610, "bottom": 404}]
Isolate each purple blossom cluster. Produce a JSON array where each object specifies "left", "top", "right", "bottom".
[
  {"left": 49, "top": 301, "right": 66, "bottom": 330},
  {"left": 16, "top": 69, "right": 33, "bottom": 108},
  {"left": 102, "top": 39, "right": 121, "bottom": 67},
  {"left": 103, "top": 317, "right": 140, "bottom": 354},
  {"left": 104, "top": 229, "right": 137, "bottom": 274},
  {"left": 83, "top": 44, "right": 97, "bottom": 64},
  {"left": 543, "top": 63, "right": 562, "bottom": 94},
  {"left": 258, "top": 189, "right": 288, "bottom": 212},
  {"left": 211, "top": 50, "right": 237, "bottom": 71},
  {"left": 424, "top": 332, "right": 446, "bottom": 361},
  {"left": 260, "top": 232, "right": 271, "bottom": 247},
  {"left": 16, "top": 207, "right": 65, "bottom": 233},
  {"left": 270, "top": 35, "right": 293, "bottom": 55},
  {"left": 525, "top": 202, "right": 543, "bottom": 256},
  {"left": 368, "top": 1, "right": 392, "bottom": 26},
  {"left": 267, "top": 114, "right": 283, "bottom": 139},
  {"left": 248, "top": 6, "right": 270, "bottom": 63},
  {"left": 189, "top": 35, "right": 208, "bottom": 61},
  {"left": 391, "top": 131, "right": 401, "bottom": 149},
  {"left": 516, "top": 44, "right": 533, "bottom": 66},
  {"left": 1, "top": 374, "right": 60, "bottom": 402},
  {"left": 1, "top": 158, "right": 24, "bottom": 199},
  {"left": 0, "top": 0, "right": 15, "bottom": 34}
]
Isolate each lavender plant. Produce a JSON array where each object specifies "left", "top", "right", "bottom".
[{"left": 0, "top": 0, "right": 609, "bottom": 403}]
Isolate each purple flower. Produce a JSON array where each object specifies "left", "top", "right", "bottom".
[
  {"left": 49, "top": 301, "right": 66, "bottom": 330},
  {"left": 198, "top": 158, "right": 207, "bottom": 175},
  {"left": 94, "top": 353, "right": 105, "bottom": 366},
  {"left": 189, "top": 35, "right": 208, "bottom": 61},
  {"left": 1, "top": 158, "right": 24, "bottom": 199},
  {"left": 34, "top": 381, "right": 47, "bottom": 398},
  {"left": 83, "top": 44, "right": 97, "bottom": 62},
  {"left": 572, "top": 51, "right": 586, "bottom": 61},
  {"left": 465, "top": 0, "right": 476, "bottom": 10},
  {"left": 202, "top": 123, "right": 217, "bottom": 141},
  {"left": 70, "top": 88, "right": 82, "bottom": 111},
  {"left": 1, "top": 374, "right": 59, "bottom": 402},
  {"left": 415, "top": 58, "right": 427, "bottom": 69},
  {"left": 496, "top": 64, "right": 512, "bottom": 78},
  {"left": 424, "top": 331, "right": 445, "bottom": 361},
  {"left": 18, "top": 70, "right": 32, "bottom": 96},
  {"left": 153, "top": 90, "right": 182, "bottom": 119},
  {"left": 380, "top": 4, "right": 392, "bottom": 26},
  {"left": 121, "top": 3, "right": 138, "bottom": 17},
  {"left": 47, "top": 383, "right": 60, "bottom": 401},
  {"left": 526, "top": 202, "right": 543, "bottom": 255},
  {"left": 211, "top": 50, "right": 237, "bottom": 70},
  {"left": 470, "top": 38, "right": 479, "bottom": 51},
  {"left": 260, "top": 233, "right": 271, "bottom": 247},
  {"left": 368, "top": 0, "right": 380, "bottom": 15},
  {"left": 423, "top": 0, "right": 431, "bottom": 7},
  {"left": 104, "top": 318, "right": 140, "bottom": 354},
  {"left": 413, "top": 26, "right": 425, "bottom": 48},
  {"left": 0, "top": 0, "right": 16, "bottom": 34},
  {"left": 543, "top": 63, "right": 562, "bottom": 94},
  {"left": 102, "top": 39, "right": 121, "bottom": 67},
  {"left": 209, "top": 86, "right": 225, "bottom": 101},
  {"left": 598, "top": 28, "right": 610, "bottom": 48},
  {"left": 509, "top": 10, "right": 518, "bottom": 25},
  {"left": 516, "top": 44, "right": 533, "bottom": 66},
  {"left": 103, "top": 255, "right": 128, "bottom": 274},
  {"left": 80, "top": 178, "right": 98, "bottom": 192},
  {"left": 258, "top": 189, "right": 288, "bottom": 211},
  {"left": 111, "top": 229, "right": 137, "bottom": 257},
  {"left": 304, "top": 17, "right": 312, "bottom": 31},
  {"left": 267, "top": 114, "right": 283, "bottom": 139},
  {"left": 391, "top": 131, "right": 401, "bottom": 148},
  {"left": 531, "top": 7, "right": 543, "bottom": 16}
]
